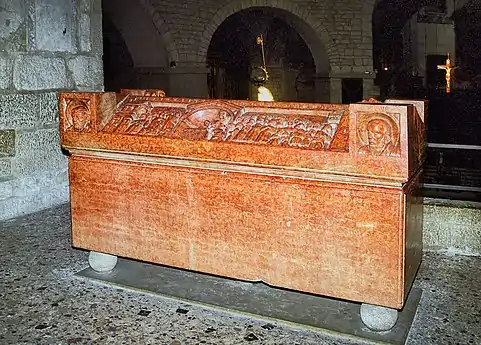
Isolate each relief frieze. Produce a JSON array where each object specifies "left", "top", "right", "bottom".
[{"left": 102, "top": 100, "right": 347, "bottom": 151}]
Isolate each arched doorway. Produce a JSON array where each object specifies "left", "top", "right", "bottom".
[
  {"left": 207, "top": 7, "right": 317, "bottom": 102},
  {"left": 204, "top": 6, "right": 330, "bottom": 102},
  {"left": 206, "top": 10, "right": 251, "bottom": 100}
]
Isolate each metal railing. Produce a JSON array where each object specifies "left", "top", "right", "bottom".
[
  {"left": 422, "top": 143, "right": 481, "bottom": 194},
  {"left": 427, "top": 143, "right": 481, "bottom": 151}
]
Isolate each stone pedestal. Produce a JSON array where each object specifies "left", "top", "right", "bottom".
[
  {"left": 360, "top": 303, "right": 399, "bottom": 331},
  {"left": 167, "top": 67, "right": 209, "bottom": 98},
  {"left": 88, "top": 251, "right": 118, "bottom": 273}
]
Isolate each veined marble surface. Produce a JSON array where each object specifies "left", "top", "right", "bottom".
[{"left": 1, "top": 204, "right": 480, "bottom": 345}]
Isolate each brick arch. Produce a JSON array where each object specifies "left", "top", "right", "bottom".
[
  {"left": 196, "top": 0, "right": 339, "bottom": 74},
  {"left": 139, "top": 0, "right": 179, "bottom": 63}
]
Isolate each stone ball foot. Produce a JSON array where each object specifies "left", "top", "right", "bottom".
[
  {"left": 360, "top": 303, "right": 399, "bottom": 332},
  {"left": 88, "top": 251, "right": 118, "bottom": 273}
]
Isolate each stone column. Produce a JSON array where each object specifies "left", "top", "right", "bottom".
[
  {"left": 130, "top": 67, "right": 169, "bottom": 91},
  {"left": 281, "top": 68, "right": 298, "bottom": 102},
  {"left": 167, "top": 67, "right": 209, "bottom": 98},
  {"left": 329, "top": 78, "right": 342, "bottom": 104},
  {"left": 363, "top": 77, "right": 378, "bottom": 99},
  {"left": 314, "top": 74, "right": 331, "bottom": 103}
]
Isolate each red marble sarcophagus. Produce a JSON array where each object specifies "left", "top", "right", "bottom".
[{"left": 59, "top": 90, "right": 426, "bottom": 331}]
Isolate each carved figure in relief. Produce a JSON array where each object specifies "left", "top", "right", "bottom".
[
  {"left": 64, "top": 99, "right": 91, "bottom": 132},
  {"left": 361, "top": 98, "right": 382, "bottom": 103},
  {"left": 121, "top": 89, "right": 166, "bottom": 98},
  {"left": 231, "top": 116, "right": 257, "bottom": 141},
  {"left": 137, "top": 90, "right": 166, "bottom": 97},
  {"left": 358, "top": 113, "right": 400, "bottom": 157},
  {"left": 199, "top": 109, "right": 343, "bottom": 150},
  {"left": 102, "top": 99, "right": 347, "bottom": 151},
  {"left": 126, "top": 102, "right": 154, "bottom": 133},
  {"left": 218, "top": 114, "right": 337, "bottom": 149}
]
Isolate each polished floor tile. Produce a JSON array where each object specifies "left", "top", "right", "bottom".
[{"left": 1, "top": 204, "right": 480, "bottom": 345}]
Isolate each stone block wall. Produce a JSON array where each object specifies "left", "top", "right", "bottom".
[
  {"left": 0, "top": 0, "right": 103, "bottom": 220},
  {"left": 145, "top": 0, "right": 377, "bottom": 100},
  {"left": 147, "top": 0, "right": 374, "bottom": 71},
  {"left": 423, "top": 199, "right": 481, "bottom": 256}
]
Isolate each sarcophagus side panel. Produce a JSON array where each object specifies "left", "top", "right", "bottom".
[{"left": 70, "top": 155, "right": 407, "bottom": 308}]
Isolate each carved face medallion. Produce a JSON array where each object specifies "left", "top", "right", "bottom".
[
  {"left": 357, "top": 112, "right": 400, "bottom": 157},
  {"left": 366, "top": 119, "right": 392, "bottom": 155},
  {"left": 63, "top": 98, "right": 92, "bottom": 132},
  {"left": 71, "top": 106, "right": 91, "bottom": 131}
]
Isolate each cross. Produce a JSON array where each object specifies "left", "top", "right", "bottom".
[{"left": 437, "top": 54, "right": 457, "bottom": 93}]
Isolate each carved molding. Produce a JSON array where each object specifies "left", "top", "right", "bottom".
[
  {"left": 103, "top": 100, "right": 346, "bottom": 151},
  {"left": 360, "top": 98, "right": 382, "bottom": 103},
  {"left": 63, "top": 98, "right": 92, "bottom": 132},
  {"left": 412, "top": 108, "right": 426, "bottom": 165},
  {"left": 120, "top": 89, "right": 166, "bottom": 97},
  {"left": 357, "top": 112, "right": 401, "bottom": 157}
]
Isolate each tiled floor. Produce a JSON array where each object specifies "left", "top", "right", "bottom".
[{"left": 1, "top": 205, "right": 480, "bottom": 345}]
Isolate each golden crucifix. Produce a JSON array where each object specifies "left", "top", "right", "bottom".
[{"left": 437, "top": 54, "right": 456, "bottom": 93}]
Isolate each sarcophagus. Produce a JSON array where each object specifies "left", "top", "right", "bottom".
[{"left": 58, "top": 90, "right": 426, "bottom": 331}]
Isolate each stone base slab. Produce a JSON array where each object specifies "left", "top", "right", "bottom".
[{"left": 77, "top": 258, "right": 422, "bottom": 345}]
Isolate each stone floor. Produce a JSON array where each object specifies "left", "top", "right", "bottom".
[{"left": 1, "top": 204, "right": 480, "bottom": 345}]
